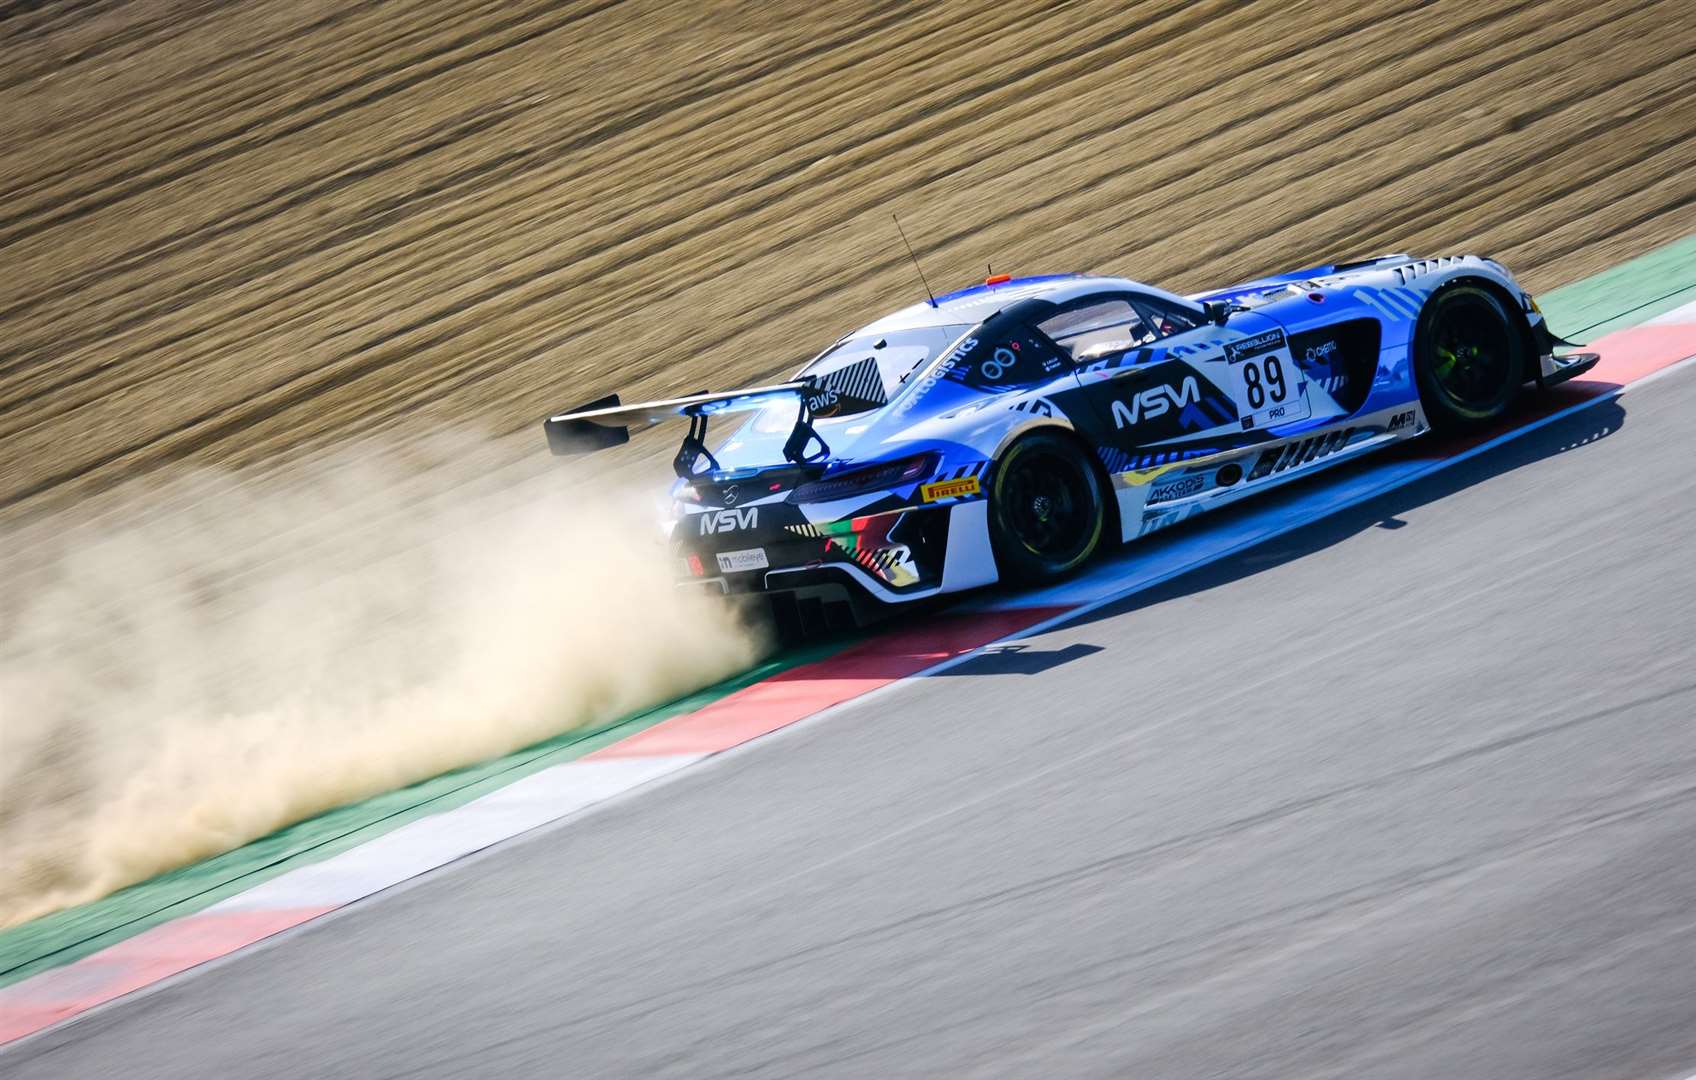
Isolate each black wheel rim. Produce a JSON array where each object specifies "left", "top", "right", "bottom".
[
  {"left": 1000, "top": 448, "right": 1093, "bottom": 562},
  {"left": 1429, "top": 294, "right": 1514, "bottom": 411}
]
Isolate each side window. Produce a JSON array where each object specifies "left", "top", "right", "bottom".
[
  {"left": 1036, "top": 300, "right": 1154, "bottom": 361},
  {"left": 1133, "top": 298, "right": 1201, "bottom": 339}
]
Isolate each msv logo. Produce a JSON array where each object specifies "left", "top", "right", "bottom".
[
  {"left": 1111, "top": 376, "right": 1201, "bottom": 429},
  {"left": 699, "top": 507, "right": 758, "bottom": 534}
]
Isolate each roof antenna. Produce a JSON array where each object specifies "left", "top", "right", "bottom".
[{"left": 893, "top": 213, "right": 937, "bottom": 308}]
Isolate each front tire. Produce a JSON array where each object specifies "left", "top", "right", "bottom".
[
  {"left": 1412, "top": 283, "right": 1527, "bottom": 431},
  {"left": 988, "top": 432, "right": 1106, "bottom": 584}
]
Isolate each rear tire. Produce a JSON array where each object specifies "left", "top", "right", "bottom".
[
  {"left": 1412, "top": 283, "right": 1527, "bottom": 431},
  {"left": 988, "top": 432, "right": 1106, "bottom": 585}
]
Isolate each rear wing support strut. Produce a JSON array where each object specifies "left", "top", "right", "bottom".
[
  {"left": 782, "top": 395, "right": 830, "bottom": 470},
  {"left": 674, "top": 413, "right": 720, "bottom": 479}
]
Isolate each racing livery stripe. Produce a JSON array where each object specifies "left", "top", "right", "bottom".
[
  {"left": 1646, "top": 297, "right": 1696, "bottom": 325},
  {"left": 0, "top": 909, "right": 334, "bottom": 1045},
  {"left": 3, "top": 243, "right": 1695, "bottom": 1048}
]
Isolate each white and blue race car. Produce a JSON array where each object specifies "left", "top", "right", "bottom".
[{"left": 546, "top": 254, "right": 1596, "bottom": 633}]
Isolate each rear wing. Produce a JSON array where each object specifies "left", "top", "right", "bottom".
[{"left": 543, "top": 381, "right": 830, "bottom": 478}]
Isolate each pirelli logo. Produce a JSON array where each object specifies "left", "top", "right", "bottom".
[{"left": 921, "top": 476, "right": 981, "bottom": 502}]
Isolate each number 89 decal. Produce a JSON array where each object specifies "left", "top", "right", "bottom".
[{"left": 1240, "top": 354, "right": 1288, "bottom": 409}]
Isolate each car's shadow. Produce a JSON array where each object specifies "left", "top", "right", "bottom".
[
  {"left": 934, "top": 641, "right": 1106, "bottom": 676},
  {"left": 764, "top": 389, "right": 1628, "bottom": 663},
  {"left": 1010, "top": 388, "right": 1629, "bottom": 635}
]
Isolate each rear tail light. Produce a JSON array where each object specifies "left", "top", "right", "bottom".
[{"left": 791, "top": 452, "right": 937, "bottom": 503}]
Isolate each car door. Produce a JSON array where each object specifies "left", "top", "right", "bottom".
[
  {"left": 1206, "top": 312, "right": 1312, "bottom": 433},
  {"left": 1045, "top": 295, "right": 1241, "bottom": 454},
  {"left": 1063, "top": 294, "right": 1315, "bottom": 451}
]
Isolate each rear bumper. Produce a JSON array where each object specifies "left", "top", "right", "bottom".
[
  {"left": 678, "top": 563, "right": 936, "bottom": 632},
  {"left": 696, "top": 571, "right": 904, "bottom": 633},
  {"left": 674, "top": 500, "right": 999, "bottom": 628}
]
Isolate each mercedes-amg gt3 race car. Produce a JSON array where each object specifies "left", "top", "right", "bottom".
[{"left": 545, "top": 254, "right": 1596, "bottom": 632}]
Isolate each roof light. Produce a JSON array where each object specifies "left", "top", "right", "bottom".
[{"left": 985, "top": 274, "right": 1012, "bottom": 285}]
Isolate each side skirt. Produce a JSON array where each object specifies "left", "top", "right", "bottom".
[{"left": 1112, "top": 420, "right": 1422, "bottom": 542}]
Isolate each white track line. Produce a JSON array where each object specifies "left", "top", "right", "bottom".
[{"left": 6, "top": 354, "right": 1693, "bottom": 1056}]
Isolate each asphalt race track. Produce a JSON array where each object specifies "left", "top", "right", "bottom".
[{"left": 9, "top": 370, "right": 1696, "bottom": 1077}]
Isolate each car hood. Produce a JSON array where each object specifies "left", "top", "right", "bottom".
[{"left": 1191, "top": 253, "right": 1421, "bottom": 306}]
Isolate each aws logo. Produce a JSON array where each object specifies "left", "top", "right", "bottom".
[{"left": 1111, "top": 376, "right": 1201, "bottom": 429}]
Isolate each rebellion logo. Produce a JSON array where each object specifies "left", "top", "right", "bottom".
[{"left": 1223, "top": 329, "right": 1285, "bottom": 363}]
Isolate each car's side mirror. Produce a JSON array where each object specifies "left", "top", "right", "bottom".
[{"left": 1201, "top": 299, "right": 1231, "bottom": 326}]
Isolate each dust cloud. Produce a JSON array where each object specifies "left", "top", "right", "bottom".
[{"left": 0, "top": 439, "right": 763, "bottom": 929}]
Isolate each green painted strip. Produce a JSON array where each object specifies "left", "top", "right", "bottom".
[
  {"left": 3, "top": 231, "right": 1693, "bottom": 992},
  {"left": 1535, "top": 232, "right": 1696, "bottom": 339},
  {"left": 0, "top": 635, "right": 852, "bottom": 988}
]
